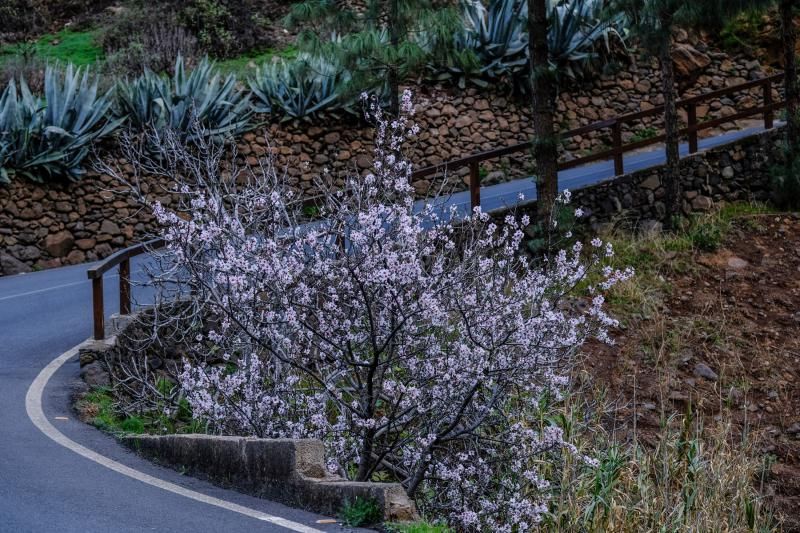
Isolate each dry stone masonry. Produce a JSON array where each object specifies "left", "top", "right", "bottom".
[{"left": 0, "top": 40, "right": 785, "bottom": 275}]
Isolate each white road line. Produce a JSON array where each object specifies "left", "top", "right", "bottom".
[
  {"left": 0, "top": 278, "right": 106, "bottom": 302},
  {"left": 25, "top": 340, "right": 324, "bottom": 533}
]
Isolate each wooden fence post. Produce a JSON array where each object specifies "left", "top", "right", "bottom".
[
  {"left": 612, "top": 121, "right": 624, "bottom": 175},
  {"left": 92, "top": 277, "right": 104, "bottom": 341},
  {"left": 469, "top": 161, "right": 481, "bottom": 210},
  {"left": 119, "top": 258, "right": 131, "bottom": 315},
  {"left": 687, "top": 103, "right": 699, "bottom": 154},
  {"left": 764, "top": 78, "right": 774, "bottom": 129}
]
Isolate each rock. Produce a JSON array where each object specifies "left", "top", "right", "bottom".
[
  {"left": 693, "top": 363, "right": 718, "bottom": 381},
  {"left": 454, "top": 115, "right": 474, "bottom": 128},
  {"left": 640, "top": 175, "right": 661, "bottom": 190},
  {"left": 100, "top": 220, "right": 121, "bottom": 236},
  {"left": 43, "top": 230, "right": 75, "bottom": 257},
  {"left": 787, "top": 422, "right": 800, "bottom": 436},
  {"left": 721, "top": 166, "right": 735, "bottom": 179},
  {"left": 671, "top": 44, "right": 711, "bottom": 78},
  {"left": 65, "top": 249, "right": 86, "bottom": 265},
  {"left": 323, "top": 132, "right": 340, "bottom": 145},
  {"left": 0, "top": 253, "right": 32, "bottom": 275},
  {"left": 356, "top": 154, "right": 372, "bottom": 169},
  {"left": 691, "top": 195, "right": 713, "bottom": 211},
  {"left": 668, "top": 391, "right": 689, "bottom": 402},
  {"left": 727, "top": 256, "right": 749, "bottom": 269},
  {"left": 80, "top": 362, "right": 111, "bottom": 388},
  {"left": 639, "top": 219, "right": 663, "bottom": 236}
]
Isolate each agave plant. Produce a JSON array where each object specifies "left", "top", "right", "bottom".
[
  {"left": 439, "top": 0, "right": 627, "bottom": 88},
  {"left": 458, "top": 0, "right": 529, "bottom": 80},
  {"left": 0, "top": 65, "right": 122, "bottom": 184},
  {"left": 248, "top": 53, "right": 355, "bottom": 120},
  {"left": 549, "top": 0, "right": 627, "bottom": 79},
  {"left": 113, "top": 55, "right": 253, "bottom": 142}
]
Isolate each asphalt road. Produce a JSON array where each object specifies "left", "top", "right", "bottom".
[
  {"left": 0, "top": 124, "right": 774, "bottom": 532},
  {"left": 0, "top": 261, "right": 354, "bottom": 533}
]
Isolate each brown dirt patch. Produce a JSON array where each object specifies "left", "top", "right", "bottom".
[{"left": 584, "top": 213, "right": 800, "bottom": 530}]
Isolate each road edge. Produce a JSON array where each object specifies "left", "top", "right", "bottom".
[{"left": 24, "top": 339, "right": 324, "bottom": 533}]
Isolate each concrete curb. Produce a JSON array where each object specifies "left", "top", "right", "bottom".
[{"left": 122, "top": 434, "right": 418, "bottom": 522}]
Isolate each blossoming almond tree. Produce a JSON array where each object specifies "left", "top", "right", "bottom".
[{"left": 118, "top": 92, "right": 632, "bottom": 530}]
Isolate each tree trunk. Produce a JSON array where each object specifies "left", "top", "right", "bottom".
[
  {"left": 659, "top": 27, "right": 680, "bottom": 230},
  {"left": 528, "top": 0, "right": 559, "bottom": 224},
  {"left": 388, "top": 0, "right": 401, "bottom": 115},
  {"left": 781, "top": 0, "right": 798, "bottom": 148}
]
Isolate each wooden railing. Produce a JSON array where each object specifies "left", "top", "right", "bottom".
[
  {"left": 88, "top": 74, "right": 787, "bottom": 340},
  {"left": 87, "top": 238, "right": 164, "bottom": 340},
  {"left": 412, "top": 73, "right": 785, "bottom": 209}
]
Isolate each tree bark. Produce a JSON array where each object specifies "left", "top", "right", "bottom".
[
  {"left": 388, "top": 0, "right": 401, "bottom": 115},
  {"left": 659, "top": 24, "right": 680, "bottom": 230},
  {"left": 528, "top": 0, "right": 559, "bottom": 224},
  {"left": 781, "top": 0, "right": 798, "bottom": 148}
]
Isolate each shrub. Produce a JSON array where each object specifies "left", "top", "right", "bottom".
[
  {"left": 771, "top": 142, "right": 800, "bottom": 209},
  {"left": 0, "top": 44, "right": 47, "bottom": 94},
  {"left": 248, "top": 54, "right": 355, "bottom": 119},
  {"left": 177, "top": 0, "right": 273, "bottom": 59},
  {"left": 113, "top": 92, "right": 632, "bottom": 531},
  {"left": 99, "top": 5, "right": 198, "bottom": 77},
  {"left": 0, "top": 64, "right": 121, "bottom": 184},
  {"left": 0, "top": 0, "right": 44, "bottom": 43},
  {"left": 436, "top": 0, "right": 627, "bottom": 89},
  {"left": 113, "top": 55, "right": 252, "bottom": 143}
]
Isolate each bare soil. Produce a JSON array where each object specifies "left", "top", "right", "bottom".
[{"left": 584, "top": 214, "right": 800, "bottom": 530}]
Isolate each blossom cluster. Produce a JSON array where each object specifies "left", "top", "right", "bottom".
[{"left": 146, "top": 91, "right": 632, "bottom": 530}]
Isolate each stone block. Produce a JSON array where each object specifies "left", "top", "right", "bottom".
[{"left": 123, "top": 434, "right": 419, "bottom": 522}]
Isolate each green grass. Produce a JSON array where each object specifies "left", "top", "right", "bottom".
[
  {"left": 386, "top": 522, "right": 453, "bottom": 533},
  {"left": 588, "top": 201, "right": 775, "bottom": 320},
  {"left": 215, "top": 45, "right": 298, "bottom": 76},
  {"left": 77, "top": 385, "right": 205, "bottom": 436},
  {"left": 339, "top": 497, "right": 382, "bottom": 527},
  {"left": 0, "top": 29, "right": 104, "bottom": 68},
  {"left": 0, "top": 29, "right": 297, "bottom": 77}
]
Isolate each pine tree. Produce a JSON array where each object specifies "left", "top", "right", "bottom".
[
  {"left": 615, "top": 0, "right": 787, "bottom": 228},
  {"left": 699, "top": 0, "right": 798, "bottom": 147},
  {"left": 528, "top": 0, "right": 560, "bottom": 223},
  {"left": 286, "top": 0, "right": 468, "bottom": 114}
]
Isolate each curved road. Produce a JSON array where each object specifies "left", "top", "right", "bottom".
[
  {"left": 0, "top": 261, "right": 353, "bottom": 532},
  {"left": 0, "top": 124, "right": 776, "bottom": 531}
]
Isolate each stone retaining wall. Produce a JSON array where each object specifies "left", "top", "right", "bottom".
[
  {"left": 571, "top": 126, "right": 782, "bottom": 231},
  {"left": 0, "top": 39, "right": 783, "bottom": 275}
]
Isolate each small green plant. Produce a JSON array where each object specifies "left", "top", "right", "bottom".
[
  {"left": 719, "top": 8, "right": 768, "bottom": 52},
  {"left": 120, "top": 416, "right": 146, "bottom": 434},
  {"left": 339, "top": 497, "right": 382, "bottom": 527},
  {"left": 386, "top": 521, "right": 453, "bottom": 533},
  {"left": 630, "top": 126, "right": 658, "bottom": 144}
]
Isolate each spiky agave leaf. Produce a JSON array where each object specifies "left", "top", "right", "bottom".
[
  {"left": 248, "top": 52, "right": 355, "bottom": 120},
  {"left": 113, "top": 55, "right": 253, "bottom": 144},
  {"left": 0, "top": 65, "right": 122, "bottom": 183}
]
